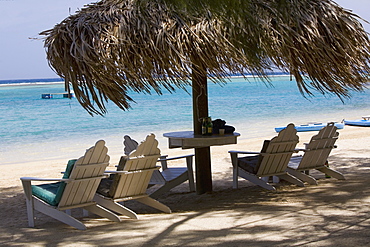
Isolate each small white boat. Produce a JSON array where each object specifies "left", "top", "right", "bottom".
[
  {"left": 344, "top": 116, "right": 370, "bottom": 127},
  {"left": 275, "top": 122, "right": 344, "bottom": 132}
]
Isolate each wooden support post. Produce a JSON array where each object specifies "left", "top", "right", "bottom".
[
  {"left": 192, "top": 57, "right": 212, "bottom": 194},
  {"left": 194, "top": 147, "right": 212, "bottom": 194}
]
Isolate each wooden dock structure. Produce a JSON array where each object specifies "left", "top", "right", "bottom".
[{"left": 41, "top": 93, "right": 74, "bottom": 99}]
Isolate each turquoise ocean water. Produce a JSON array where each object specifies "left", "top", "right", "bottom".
[{"left": 1, "top": 76, "right": 369, "bottom": 165}]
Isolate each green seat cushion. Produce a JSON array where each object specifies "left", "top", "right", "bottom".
[
  {"left": 32, "top": 182, "right": 62, "bottom": 206},
  {"left": 32, "top": 159, "right": 77, "bottom": 206},
  {"left": 62, "top": 159, "right": 77, "bottom": 179}
]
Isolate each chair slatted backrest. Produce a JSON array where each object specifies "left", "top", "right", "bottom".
[
  {"left": 110, "top": 134, "right": 161, "bottom": 199},
  {"left": 58, "top": 140, "right": 110, "bottom": 209},
  {"left": 297, "top": 122, "right": 338, "bottom": 170},
  {"left": 256, "top": 124, "right": 299, "bottom": 176},
  {"left": 123, "top": 135, "right": 167, "bottom": 185}
]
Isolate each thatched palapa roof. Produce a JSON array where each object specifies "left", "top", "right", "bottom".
[{"left": 41, "top": 0, "right": 370, "bottom": 115}]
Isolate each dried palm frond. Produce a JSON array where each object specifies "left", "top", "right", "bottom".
[{"left": 41, "top": 0, "right": 370, "bottom": 115}]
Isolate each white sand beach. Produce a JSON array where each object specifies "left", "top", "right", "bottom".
[{"left": 1, "top": 125, "right": 370, "bottom": 246}]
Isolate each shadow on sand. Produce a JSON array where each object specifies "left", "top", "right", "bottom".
[{"left": 1, "top": 156, "right": 369, "bottom": 246}]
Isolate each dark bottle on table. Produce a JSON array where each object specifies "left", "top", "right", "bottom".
[
  {"left": 201, "top": 117, "right": 207, "bottom": 135},
  {"left": 202, "top": 117, "right": 213, "bottom": 136}
]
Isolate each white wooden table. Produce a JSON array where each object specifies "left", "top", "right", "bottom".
[
  {"left": 163, "top": 131, "right": 240, "bottom": 193},
  {"left": 163, "top": 131, "right": 240, "bottom": 149}
]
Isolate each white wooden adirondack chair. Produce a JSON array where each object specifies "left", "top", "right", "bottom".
[
  {"left": 123, "top": 135, "right": 195, "bottom": 199},
  {"left": 229, "top": 123, "right": 304, "bottom": 190},
  {"left": 20, "top": 140, "right": 120, "bottom": 230},
  {"left": 287, "top": 122, "right": 345, "bottom": 185},
  {"left": 94, "top": 134, "right": 171, "bottom": 219}
]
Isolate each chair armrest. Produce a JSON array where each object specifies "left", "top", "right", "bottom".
[
  {"left": 104, "top": 166, "right": 161, "bottom": 174},
  {"left": 20, "top": 177, "right": 70, "bottom": 200},
  {"left": 104, "top": 170, "right": 119, "bottom": 173},
  {"left": 158, "top": 154, "right": 194, "bottom": 162},
  {"left": 104, "top": 170, "right": 130, "bottom": 174},
  {"left": 157, "top": 154, "right": 194, "bottom": 170},
  {"left": 20, "top": 177, "right": 69, "bottom": 182},
  {"left": 160, "top": 155, "right": 169, "bottom": 160}
]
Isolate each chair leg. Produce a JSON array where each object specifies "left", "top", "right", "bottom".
[
  {"left": 286, "top": 167, "right": 318, "bottom": 185},
  {"left": 149, "top": 184, "right": 173, "bottom": 199},
  {"left": 316, "top": 166, "right": 345, "bottom": 180},
  {"left": 272, "top": 176, "right": 280, "bottom": 183},
  {"left": 233, "top": 166, "right": 239, "bottom": 189},
  {"left": 278, "top": 173, "right": 305, "bottom": 187},
  {"left": 50, "top": 211, "right": 87, "bottom": 230},
  {"left": 186, "top": 156, "right": 196, "bottom": 192},
  {"left": 136, "top": 196, "right": 171, "bottom": 213},
  {"left": 230, "top": 152, "right": 239, "bottom": 189},
  {"left": 33, "top": 199, "right": 87, "bottom": 230},
  {"left": 25, "top": 198, "right": 35, "bottom": 227},
  {"left": 94, "top": 195, "right": 138, "bottom": 219},
  {"left": 239, "top": 169, "right": 276, "bottom": 190},
  {"left": 21, "top": 180, "right": 35, "bottom": 227},
  {"left": 83, "top": 204, "right": 121, "bottom": 222},
  {"left": 149, "top": 173, "right": 189, "bottom": 199},
  {"left": 82, "top": 209, "right": 89, "bottom": 217}
]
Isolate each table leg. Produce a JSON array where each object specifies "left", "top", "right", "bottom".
[{"left": 194, "top": 146, "right": 212, "bottom": 194}]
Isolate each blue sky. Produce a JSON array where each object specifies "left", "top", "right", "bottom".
[{"left": 0, "top": 0, "right": 369, "bottom": 80}]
